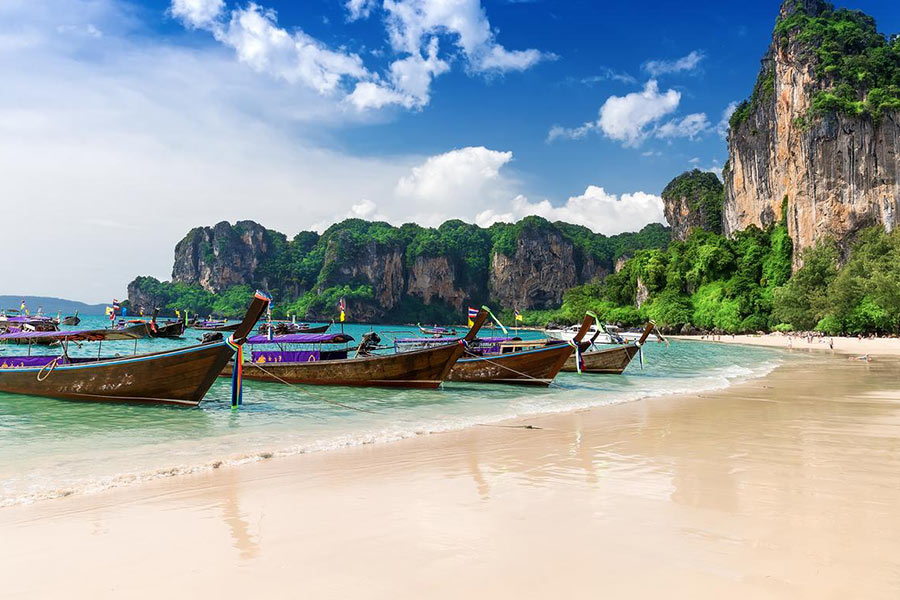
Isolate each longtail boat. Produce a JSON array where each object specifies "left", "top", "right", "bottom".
[
  {"left": 61, "top": 311, "right": 81, "bottom": 326},
  {"left": 220, "top": 309, "right": 489, "bottom": 389},
  {"left": 418, "top": 324, "right": 457, "bottom": 337},
  {"left": 0, "top": 327, "right": 142, "bottom": 346},
  {"left": 256, "top": 321, "right": 331, "bottom": 335},
  {"left": 121, "top": 310, "right": 185, "bottom": 339},
  {"left": 561, "top": 321, "right": 656, "bottom": 374},
  {"left": 194, "top": 320, "right": 240, "bottom": 332},
  {"left": 395, "top": 315, "right": 593, "bottom": 386},
  {"left": 0, "top": 314, "right": 59, "bottom": 333},
  {"left": 447, "top": 314, "right": 595, "bottom": 385},
  {"left": 0, "top": 293, "right": 269, "bottom": 406}
]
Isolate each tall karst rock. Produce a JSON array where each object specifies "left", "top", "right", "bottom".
[
  {"left": 725, "top": 0, "right": 900, "bottom": 263},
  {"left": 172, "top": 220, "right": 284, "bottom": 293},
  {"left": 662, "top": 169, "right": 725, "bottom": 241}
]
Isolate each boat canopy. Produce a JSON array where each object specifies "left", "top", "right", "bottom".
[
  {"left": 0, "top": 329, "right": 139, "bottom": 342},
  {"left": 394, "top": 336, "right": 518, "bottom": 344},
  {"left": 246, "top": 333, "right": 354, "bottom": 345}
]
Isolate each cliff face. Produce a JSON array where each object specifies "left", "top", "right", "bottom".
[
  {"left": 725, "top": 0, "right": 900, "bottom": 263},
  {"left": 130, "top": 218, "right": 670, "bottom": 321},
  {"left": 662, "top": 170, "right": 724, "bottom": 241},
  {"left": 489, "top": 227, "right": 577, "bottom": 309},
  {"left": 172, "top": 221, "right": 280, "bottom": 292},
  {"left": 406, "top": 256, "right": 468, "bottom": 311}
]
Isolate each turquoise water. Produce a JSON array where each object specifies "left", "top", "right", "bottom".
[{"left": 0, "top": 316, "right": 785, "bottom": 507}]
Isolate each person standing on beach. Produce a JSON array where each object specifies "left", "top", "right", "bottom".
[{"left": 830, "top": 338, "right": 834, "bottom": 351}]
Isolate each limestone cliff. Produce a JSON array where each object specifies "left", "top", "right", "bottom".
[
  {"left": 129, "top": 218, "right": 670, "bottom": 322},
  {"left": 406, "top": 256, "right": 468, "bottom": 311},
  {"left": 172, "top": 220, "right": 283, "bottom": 293},
  {"left": 488, "top": 226, "right": 577, "bottom": 309},
  {"left": 724, "top": 0, "right": 900, "bottom": 263},
  {"left": 662, "top": 170, "right": 725, "bottom": 240}
]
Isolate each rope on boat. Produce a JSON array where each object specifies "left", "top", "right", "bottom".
[
  {"left": 462, "top": 349, "right": 544, "bottom": 382},
  {"left": 567, "top": 340, "right": 583, "bottom": 374},
  {"left": 36, "top": 357, "right": 60, "bottom": 382},
  {"left": 246, "top": 362, "right": 377, "bottom": 414}
]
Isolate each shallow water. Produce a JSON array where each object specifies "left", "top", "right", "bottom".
[{"left": 0, "top": 316, "right": 784, "bottom": 506}]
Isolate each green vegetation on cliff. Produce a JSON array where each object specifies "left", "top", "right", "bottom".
[
  {"left": 661, "top": 169, "right": 724, "bottom": 235},
  {"left": 517, "top": 217, "right": 793, "bottom": 333},
  {"left": 129, "top": 217, "right": 671, "bottom": 321},
  {"left": 731, "top": 1, "right": 900, "bottom": 131}
]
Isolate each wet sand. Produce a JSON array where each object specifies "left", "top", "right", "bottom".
[{"left": 3, "top": 353, "right": 900, "bottom": 599}]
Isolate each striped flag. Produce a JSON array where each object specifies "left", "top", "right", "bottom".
[
  {"left": 515, "top": 308, "right": 523, "bottom": 322},
  {"left": 467, "top": 306, "right": 479, "bottom": 327}
]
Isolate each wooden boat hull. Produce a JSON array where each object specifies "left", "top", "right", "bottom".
[
  {"left": 61, "top": 316, "right": 80, "bottom": 326},
  {"left": 149, "top": 320, "right": 186, "bottom": 338},
  {"left": 561, "top": 344, "right": 640, "bottom": 374},
  {"left": 448, "top": 343, "right": 573, "bottom": 386},
  {"left": 0, "top": 342, "right": 235, "bottom": 406},
  {"left": 221, "top": 343, "right": 464, "bottom": 389},
  {"left": 196, "top": 323, "right": 240, "bottom": 332}
]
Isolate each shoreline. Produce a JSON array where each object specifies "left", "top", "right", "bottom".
[
  {"left": 671, "top": 333, "right": 900, "bottom": 357},
  {"left": 0, "top": 346, "right": 780, "bottom": 509},
  {"left": 4, "top": 352, "right": 900, "bottom": 597}
]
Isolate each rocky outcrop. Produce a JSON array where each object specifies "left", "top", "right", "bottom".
[
  {"left": 317, "top": 232, "right": 405, "bottom": 318},
  {"left": 488, "top": 226, "right": 577, "bottom": 309},
  {"left": 635, "top": 277, "right": 650, "bottom": 308},
  {"left": 724, "top": 0, "right": 900, "bottom": 264},
  {"left": 406, "top": 256, "right": 468, "bottom": 310},
  {"left": 130, "top": 217, "right": 671, "bottom": 322},
  {"left": 126, "top": 278, "right": 166, "bottom": 315},
  {"left": 662, "top": 170, "right": 724, "bottom": 240},
  {"left": 172, "top": 220, "right": 280, "bottom": 292}
]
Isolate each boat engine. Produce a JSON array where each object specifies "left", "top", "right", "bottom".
[{"left": 356, "top": 331, "right": 381, "bottom": 356}]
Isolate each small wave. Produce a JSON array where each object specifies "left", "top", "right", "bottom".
[{"left": 0, "top": 357, "right": 782, "bottom": 508}]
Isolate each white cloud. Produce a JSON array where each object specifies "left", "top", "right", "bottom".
[
  {"left": 717, "top": 100, "right": 739, "bottom": 138},
  {"left": 476, "top": 187, "right": 666, "bottom": 235},
  {"left": 180, "top": 2, "right": 371, "bottom": 95},
  {"left": 642, "top": 50, "right": 704, "bottom": 77},
  {"left": 380, "top": 0, "right": 551, "bottom": 74},
  {"left": 169, "top": 0, "right": 224, "bottom": 29},
  {"left": 550, "top": 81, "right": 719, "bottom": 146},
  {"left": 171, "top": 0, "right": 548, "bottom": 112},
  {"left": 395, "top": 146, "right": 516, "bottom": 225},
  {"left": 346, "top": 0, "right": 378, "bottom": 21},
  {"left": 598, "top": 80, "right": 681, "bottom": 145},
  {"left": 655, "top": 112, "right": 711, "bottom": 140},
  {"left": 576, "top": 68, "right": 636, "bottom": 86}
]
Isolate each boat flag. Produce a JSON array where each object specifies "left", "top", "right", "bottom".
[
  {"left": 467, "top": 306, "right": 479, "bottom": 327},
  {"left": 20, "top": 299, "right": 26, "bottom": 314},
  {"left": 515, "top": 308, "right": 523, "bottom": 322},
  {"left": 339, "top": 297, "right": 346, "bottom": 323}
]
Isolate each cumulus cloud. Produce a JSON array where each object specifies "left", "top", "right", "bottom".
[
  {"left": 170, "top": 0, "right": 548, "bottom": 111},
  {"left": 345, "top": 0, "right": 378, "bottom": 21},
  {"left": 169, "top": 0, "right": 224, "bottom": 29},
  {"left": 170, "top": 2, "right": 370, "bottom": 95},
  {"left": 642, "top": 50, "right": 704, "bottom": 77},
  {"left": 655, "top": 112, "right": 711, "bottom": 140},
  {"left": 380, "top": 0, "right": 551, "bottom": 73},
  {"left": 394, "top": 146, "right": 516, "bottom": 225},
  {"left": 549, "top": 80, "right": 681, "bottom": 146},
  {"left": 475, "top": 187, "right": 666, "bottom": 235}
]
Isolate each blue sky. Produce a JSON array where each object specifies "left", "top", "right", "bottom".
[{"left": 2, "top": 0, "right": 899, "bottom": 301}]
